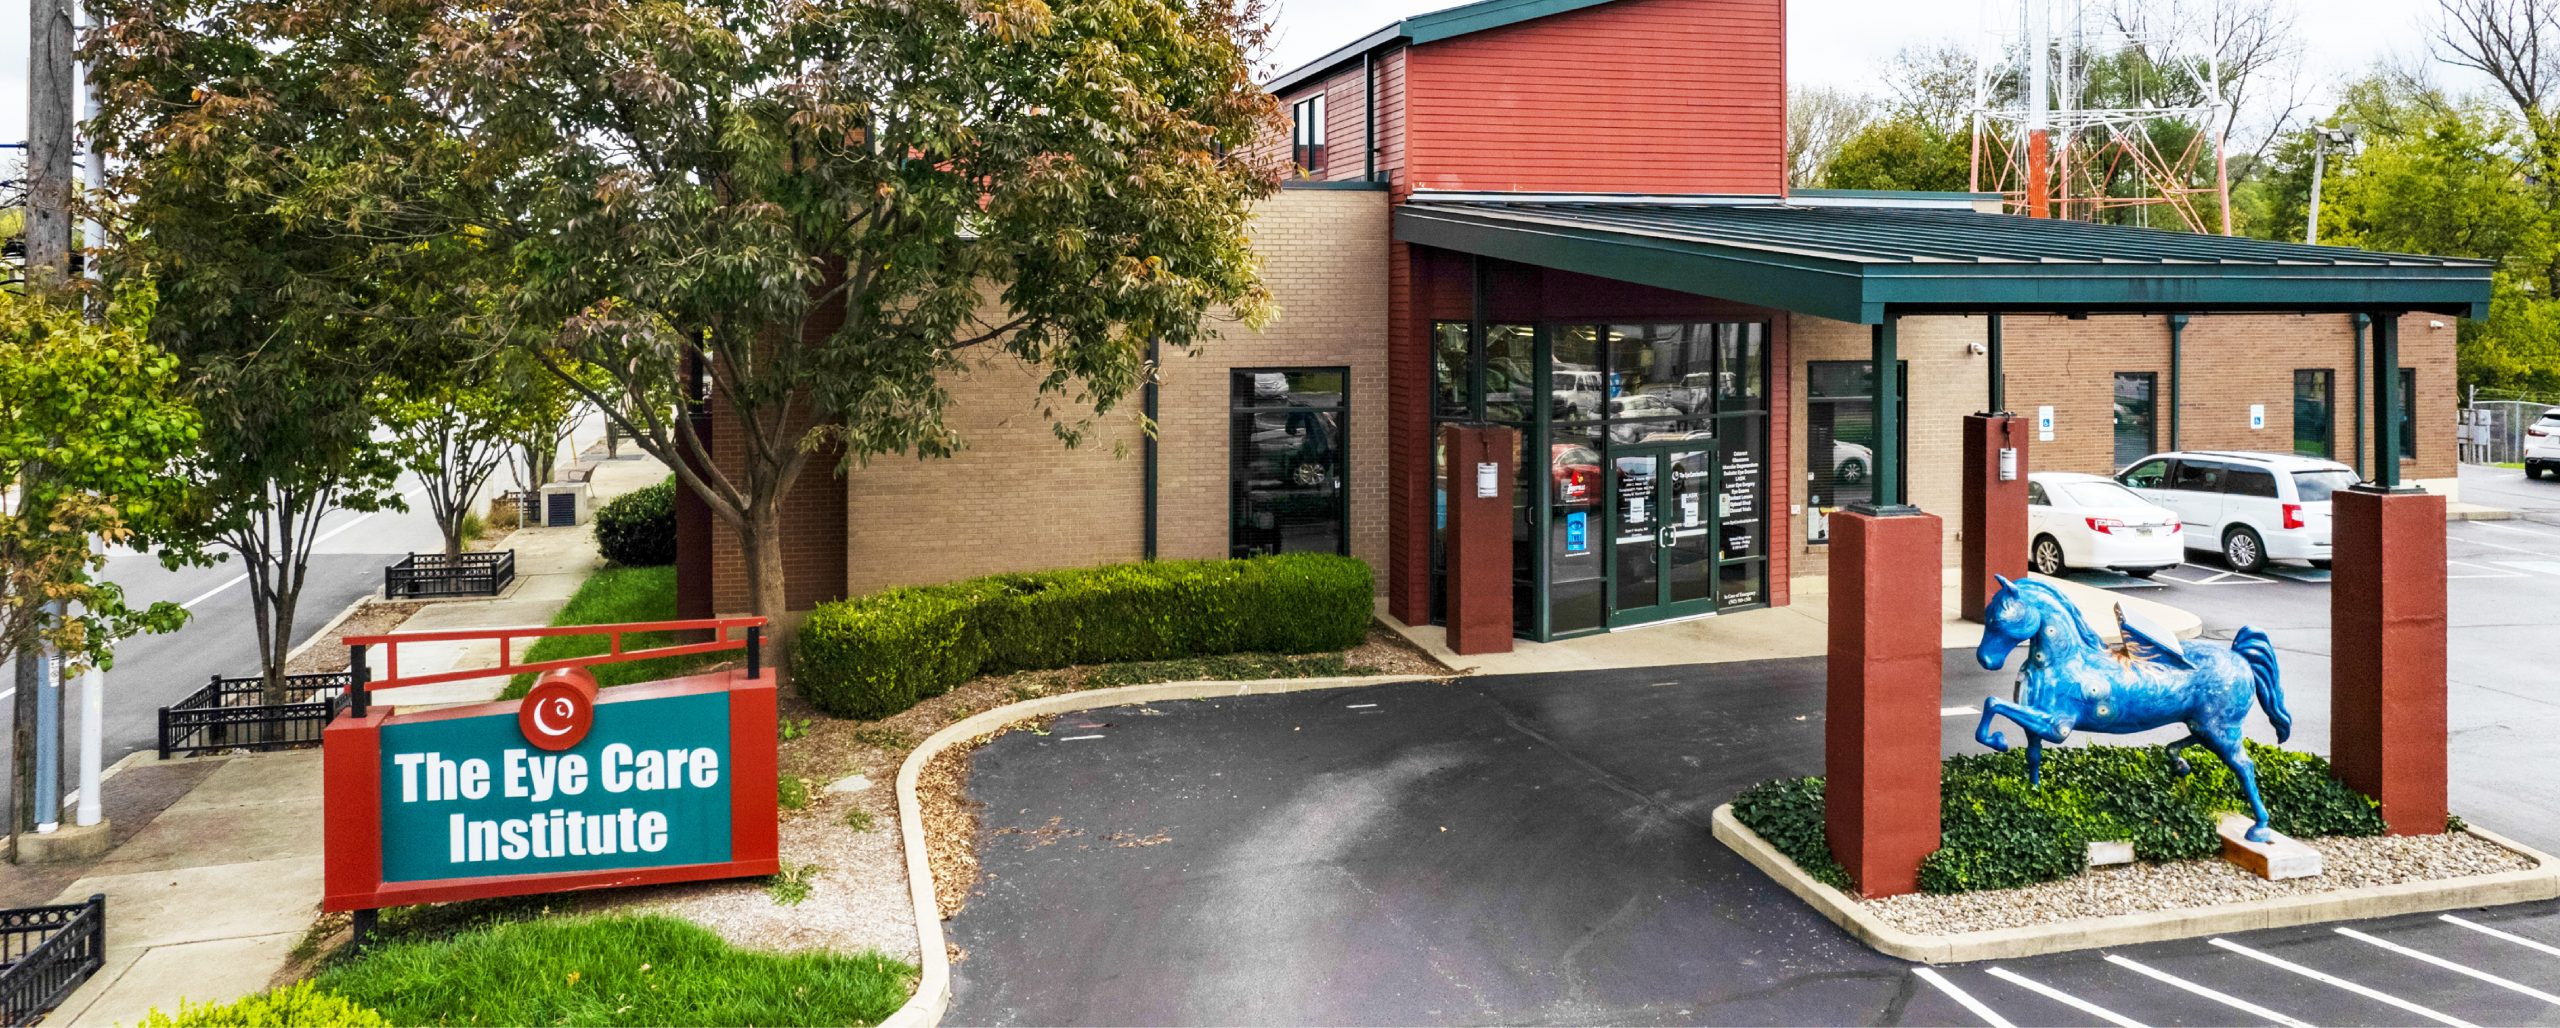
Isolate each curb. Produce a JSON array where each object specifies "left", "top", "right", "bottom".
[
  {"left": 879, "top": 672, "right": 1446, "bottom": 1028},
  {"left": 281, "top": 593, "right": 371, "bottom": 665},
  {"left": 1710, "top": 803, "right": 2560, "bottom": 964},
  {"left": 2449, "top": 505, "right": 2518, "bottom": 522}
]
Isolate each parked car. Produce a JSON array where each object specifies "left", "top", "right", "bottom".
[
  {"left": 1637, "top": 372, "right": 1720, "bottom": 415},
  {"left": 2025, "top": 472, "right": 2183, "bottom": 577},
  {"left": 2116, "top": 450, "right": 2356, "bottom": 572},
  {"left": 1552, "top": 370, "right": 1606, "bottom": 419},
  {"left": 2524, "top": 408, "right": 2560, "bottom": 479}
]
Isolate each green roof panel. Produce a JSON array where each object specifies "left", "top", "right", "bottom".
[{"left": 1393, "top": 198, "right": 2494, "bottom": 323}]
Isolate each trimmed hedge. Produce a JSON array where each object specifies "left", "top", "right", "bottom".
[
  {"left": 594, "top": 477, "right": 677, "bottom": 567},
  {"left": 793, "top": 554, "right": 1373, "bottom": 718},
  {"left": 1732, "top": 741, "right": 2389, "bottom": 895}
]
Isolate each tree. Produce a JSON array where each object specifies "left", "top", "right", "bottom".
[
  {"left": 407, "top": 0, "right": 1283, "bottom": 623},
  {"left": 89, "top": 0, "right": 446, "bottom": 695},
  {"left": 1821, "top": 120, "right": 1975, "bottom": 192},
  {"left": 1789, "top": 87, "right": 1875, "bottom": 187},
  {"left": 382, "top": 377, "right": 514, "bottom": 557},
  {"left": 1, "top": 287, "right": 198, "bottom": 841},
  {"left": 2436, "top": 0, "right": 2560, "bottom": 292},
  {"left": 495, "top": 350, "right": 591, "bottom": 501}
]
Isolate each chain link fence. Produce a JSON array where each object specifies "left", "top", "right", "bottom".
[{"left": 2461, "top": 388, "right": 2560, "bottom": 465}]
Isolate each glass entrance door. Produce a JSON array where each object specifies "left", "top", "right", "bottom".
[{"left": 1606, "top": 443, "right": 1717, "bottom": 627}]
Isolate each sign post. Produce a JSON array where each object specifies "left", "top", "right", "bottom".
[{"left": 326, "top": 618, "right": 778, "bottom": 939}]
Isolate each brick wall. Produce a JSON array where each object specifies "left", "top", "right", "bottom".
[
  {"left": 1780, "top": 311, "right": 2459, "bottom": 581},
  {"left": 705, "top": 403, "right": 849, "bottom": 614},
  {"left": 1157, "top": 188, "right": 1393, "bottom": 579}
]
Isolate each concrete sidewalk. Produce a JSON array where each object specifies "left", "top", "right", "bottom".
[
  {"left": 368, "top": 454, "right": 669, "bottom": 708},
  {"left": 41, "top": 750, "right": 324, "bottom": 1026},
  {"left": 1386, "top": 567, "right": 2202, "bottom": 676}
]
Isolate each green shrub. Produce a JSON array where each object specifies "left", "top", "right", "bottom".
[
  {"left": 138, "top": 982, "right": 390, "bottom": 1027},
  {"left": 1731, "top": 777, "right": 1852, "bottom": 892},
  {"left": 793, "top": 554, "right": 1372, "bottom": 718},
  {"left": 1737, "top": 742, "right": 2386, "bottom": 895},
  {"left": 594, "top": 477, "right": 677, "bottom": 566}
]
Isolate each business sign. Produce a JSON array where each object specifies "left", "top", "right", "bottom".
[{"left": 324, "top": 622, "right": 777, "bottom": 912}]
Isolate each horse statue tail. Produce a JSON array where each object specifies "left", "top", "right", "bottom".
[{"left": 2232, "top": 625, "right": 2291, "bottom": 744}]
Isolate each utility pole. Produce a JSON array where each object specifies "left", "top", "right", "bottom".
[{"left": 14, "top": 0, "right": 78, "bottom": 862}]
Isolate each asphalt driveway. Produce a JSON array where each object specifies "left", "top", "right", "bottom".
[{"left": 942, "top": 655, "right": 2560, "bottom": 1026}]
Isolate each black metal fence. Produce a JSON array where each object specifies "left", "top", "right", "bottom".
[
  {"left": 0, "top": 895, "right": 105, "bottom": 1027},
  {"left": 384, "top": 550, "right": 517, "bottom": 599},
  {"left": 158, "top": 671, "right": 349, "bottom": 759}
]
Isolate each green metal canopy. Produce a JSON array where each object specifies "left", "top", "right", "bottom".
[{"left": 1393, "top": 196, "right": 2496, "bottom": 324}]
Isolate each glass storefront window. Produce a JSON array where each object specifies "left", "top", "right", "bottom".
[
  {"left": 1432, "top": 323, "right": 1469, "bottom": 419},
  {"left": 2399, "top": 367, "right": 2417, "bottom": 461},
  {"left": 1230, "top": 369, "right": 1347, "bottom": 559},
  {"left": 1718, "top": 324, "right": 1765, "bottom": 409},
  {"left": 1546, "top": 421, "right": 1606, "bottom": 635},
  {"left": 1484, "top": 325, "right": 1536, "bottom": 423}
]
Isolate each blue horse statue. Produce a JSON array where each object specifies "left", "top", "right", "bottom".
[{"left": 1974, "top": 575, "right": 2292, "bottom": 842}]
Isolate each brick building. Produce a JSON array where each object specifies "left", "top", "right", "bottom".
[{"left": 682, "top": 0, "right": 2488, "bottom": 649}]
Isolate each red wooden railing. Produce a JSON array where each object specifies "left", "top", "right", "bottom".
[{"left": 341, "top": 616, "right": 767, "bottom": 710}]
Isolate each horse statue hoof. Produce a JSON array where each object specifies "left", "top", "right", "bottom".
[
  {"left": 2169, "top": 756, "right": 2192, "bottom": 776},
  {"left": 2245, "top": 823, "right": 2273, "bottom": 843},
  {"left": 1981, "top": 730, "right": 2009, "bottom": 752}
]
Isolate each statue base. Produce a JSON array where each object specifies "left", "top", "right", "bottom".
[{"left": 2219, "top": 815, "right": 2322, "bottom": 880}]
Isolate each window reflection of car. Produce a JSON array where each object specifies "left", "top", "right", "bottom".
[
  {"left": 1830, "top": 440, "right": 1873, "bottom": 484},
  {"left": 1550, "top": 444, "right": 1600, "bottom": 509},
  {"left": 1605, "top": 394, "right": 1683, "bottom": 443},
  {"left": 1637, "top": 373, "right": 1720, "bottom": 415},
  {"left": 1552, "top": 371, "right": 1605, "bottom": 419}
]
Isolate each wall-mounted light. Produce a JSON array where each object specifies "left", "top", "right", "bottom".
[
  {"left": 1968, "top": 341, "right": 1989, "bottom": 356},
  {"left": 2430, "top": 319, "right": 2447, "bottom": 329}
]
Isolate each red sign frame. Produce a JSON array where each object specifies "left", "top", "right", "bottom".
[{"left": 323, "top": 620, "right": 779, "bottom": 912}]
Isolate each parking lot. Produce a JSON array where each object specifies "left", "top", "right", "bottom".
[{"left": 942, "top": 464, "right": 2560, "bottom": 1026}]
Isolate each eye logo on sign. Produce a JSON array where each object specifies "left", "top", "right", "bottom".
[{"left": 518, "top": 668, "right": 599, "bottom": 752}]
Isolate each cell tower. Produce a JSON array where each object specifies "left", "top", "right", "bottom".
[{"left": 1969, "top": 0, "right": 2234, "bottom": 233}]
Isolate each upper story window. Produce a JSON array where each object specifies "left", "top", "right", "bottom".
[{"left": 1291, "top": 94, "right": 1327, "bottom": 176}]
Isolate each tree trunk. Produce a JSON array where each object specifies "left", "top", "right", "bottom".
[
  {"left": 738, "top": 505, "right": 790, "bottom": 671},
  {"left": 9, "top": 650, "right": 37, "bottom": 857}
]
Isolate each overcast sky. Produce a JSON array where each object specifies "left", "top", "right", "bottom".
[{"left": 0, "top": 0, "right": 2485, "bottom": 152}]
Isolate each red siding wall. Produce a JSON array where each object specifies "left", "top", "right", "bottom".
[{"left": 1402, "top": 0, "right": 1787, "bottom": 194}]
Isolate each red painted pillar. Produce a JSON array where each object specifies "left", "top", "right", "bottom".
[
  {"left": 1961, "top": 415, "right": 2030, "bottom": 622},
  {"left": 2329, "top": 488, "right": 2448, "bottom": 835},
  {"left": 1442, "top": 424, "right": 1516, "bottom": 655},
  {"left": 1825, "top": 510, "right": 1944, "bottom": 896}
]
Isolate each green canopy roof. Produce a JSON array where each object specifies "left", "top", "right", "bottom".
[{"left": 1392, "top": 196, "right": 2495, "bottom": 324}]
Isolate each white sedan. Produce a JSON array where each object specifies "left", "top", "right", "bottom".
[{"left": 2026, "top": 472, "right": 2183, "bottom": 578}]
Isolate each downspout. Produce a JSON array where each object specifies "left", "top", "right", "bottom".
[
  {"left": 1985, "top": 314, "right": 2005, "bottom": 415},
  {"left": 1143, "top": 335, "right": 1160, "bottom": 560},
  {"left": 2352, "top": 314, "right": 2369, "bottom": 478},
  {"left": 1363, "top": 51, "right": 1378, "bottom": 184},
  {"left": 2166, "top": 314, "right": 2188, "bottom": 451}
]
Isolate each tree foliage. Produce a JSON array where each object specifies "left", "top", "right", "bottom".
[
  {"left": 399, "top": 0, "right": 1285, "bottom": 619},
  {"left": 0, "top": 286, "right": 198, "bottom": 668}
]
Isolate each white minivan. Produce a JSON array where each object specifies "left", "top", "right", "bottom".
[{"left": 2116, "top": 451, "right": 2359, "bottom": 572}]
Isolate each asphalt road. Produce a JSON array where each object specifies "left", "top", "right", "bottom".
[
  {"left": 944, "top": 462, "right": 2560, "bottom": 1025},
  {"left": 3, "top": 476, "right": 443, "bottom": 801}
]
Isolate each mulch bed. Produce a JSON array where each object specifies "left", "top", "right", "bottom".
[{"left": 283, "top": 601, "right": 424, "bottom": 676}]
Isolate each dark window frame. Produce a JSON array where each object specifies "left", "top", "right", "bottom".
[
  {"left": 1290, "top": 94, "right": 1327, "bottom": 176},
  {"left": 2294, "top": 368, "right": 2335, "bottom": 458},
  {"left": 2398, "top": 366, "right": 2418, "bottom": 462},
  {"left": 1229, "top": 366, "right": 1350, "bottom": 560},
  {"left": 2112, "top": 371, "right": 2159, "bottom": 470}
]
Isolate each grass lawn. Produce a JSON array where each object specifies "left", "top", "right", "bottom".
[
  {"left": 313, "top": 914, "right": 915, "bottom": 1027},
  {"left": 502, "top": 565, "right": 724, "bottom": 699},
  {"left": 2494, "top": 461, "right": 2525, "bottom": 469}
]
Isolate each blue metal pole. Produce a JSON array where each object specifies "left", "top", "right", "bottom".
[{"left": 33, "top": 606, "right": 62, "bottom": 832}]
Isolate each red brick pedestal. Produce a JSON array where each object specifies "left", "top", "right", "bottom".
[
  {"left": 1825, "top": 510, "right": 1944, "bottom": 896},
  {"left": 2330, "top": 487, "right": 2448, "bottom": 835},
  {"left": 1960, "top": 414, "right": 2030, "bottom": 622},
  {"left": 1442, "top": 424, "right": 1516, "bottom": 655}
]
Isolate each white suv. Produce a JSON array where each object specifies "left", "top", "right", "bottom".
[
  {"left": 2524, "top": 408, "right": 2560, "bottom": 479},
  {"left": 2116, "top": 451, "right": 2361, "bottom": 573}
]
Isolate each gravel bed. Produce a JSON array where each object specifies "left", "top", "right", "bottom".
[{"left": 1865, "top": 832, "right": 2536, "bottom": 936}]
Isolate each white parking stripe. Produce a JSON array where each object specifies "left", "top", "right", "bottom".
[
  {"left": 179, "top": 572, "right": 249, "bottom": 611},
  {"left": 1986, "top": 966, "right": 2147, "bottom": 1028},
  {"left": 1913, "top": 967, "right": 2015, "bottom": 1028},
  {"left": 2442, "top": 914, "right": 2560, "bottom": 960},
  {"left": 2470, "top": 520, "right": 2560, "bottom": 541},
  {"left": 1941, "top": 705, "right": 1979, "bottom": 717},
  {"left": 2336, "top": 927, "right": 2560, "bottom": 1005},
  {"left": 2104, "top": 954, "right": 2314, "bottom": 1028},
  {"left": 2209, "top": 937, "right": 2477, "bottom": 1027}
]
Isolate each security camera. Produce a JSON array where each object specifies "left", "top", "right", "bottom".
[{"left": 1968, "top": 341, "right": 1989, "bottom": 356}]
